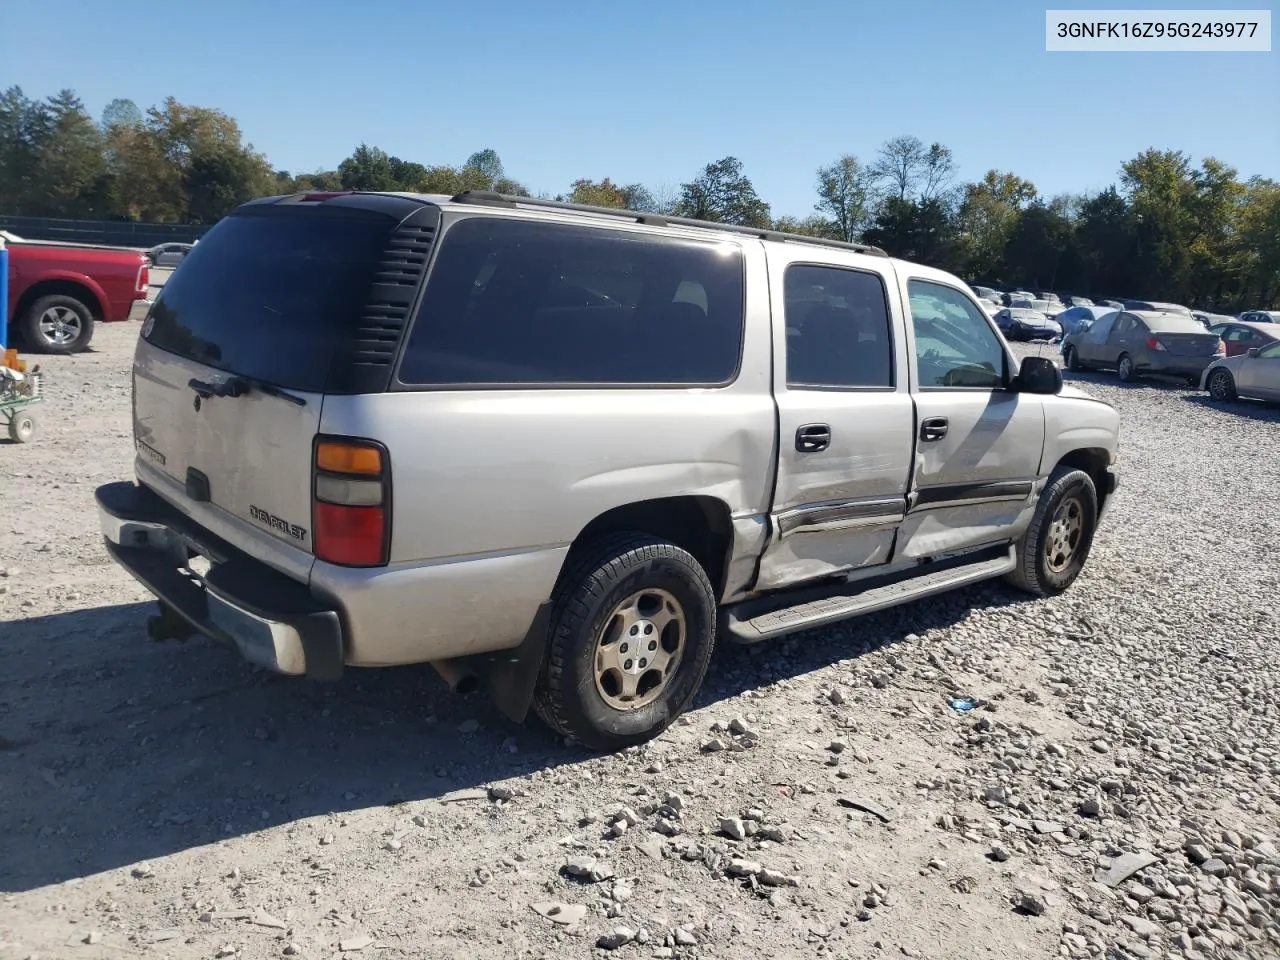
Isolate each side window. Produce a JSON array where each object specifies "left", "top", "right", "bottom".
[
  {"left": 1257, "top": 342, "right": 1280, "bottom": 359},
  {"left": 1111, "top": 314, "right": 1133, "bottom": 339},
  {"left": 906, "top": 279, "right": 1005, "bottom": 389},
  {"left": 783, "top": 264, "right": 894, "bottom": 389},
  {"left": 397, "top": 218, "right": 745, "bottom": 386}
]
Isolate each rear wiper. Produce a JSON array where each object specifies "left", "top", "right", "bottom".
[{"left": 188, "top": 375, "right": 307, "bottom": 407}]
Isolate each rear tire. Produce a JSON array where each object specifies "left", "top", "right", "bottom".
[
  {"left": 532, "top": 533, "right": 717, "bottom": 751},
  {"left": 1005, "top": 466, "right": 1098, "bottom": 598},
  {"left": 1116, "top": 353, "right": 1136, "bottom": 382},
  {"left": 19, "top": 294, "right": 95, "bottom": 354},
  {"left": 1207, "top": 368, "right": 1237, "bottom": 401}
]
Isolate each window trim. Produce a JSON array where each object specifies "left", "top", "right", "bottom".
[
  {"left": 781, "top": 260, "right": 897, "bottom": 393},
  {"left": 390, "top": 213, "right": 749, "bottom": 392},
  {"left": 905, "top": 277, "right": 1012, "bottom": 393}
]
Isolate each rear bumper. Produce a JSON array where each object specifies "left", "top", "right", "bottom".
[
  {"left": 1141, "top": 357, "right": 1216, "bottom": 378},
  {"left": 95, "top": 481, "right": 344, "bottom": 680}
]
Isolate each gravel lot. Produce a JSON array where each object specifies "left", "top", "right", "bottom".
[{"left": 2, "top": 324, "right": 1278, "bottom": 960}]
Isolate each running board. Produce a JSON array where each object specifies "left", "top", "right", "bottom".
[{"left": 723, "top": 546, "right": 1015, "bottom": 643}]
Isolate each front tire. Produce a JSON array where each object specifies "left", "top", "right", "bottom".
[
  {"left": 532, "top": 533, "right": 717, "bottom": 751},
  {"left": 6, "top": 412, "right": 35, "bottom": 443},
  {"left": 1005, "top": 466, "right": 1098, "bottom": 598},
  {"left": 1207, "top": 368, "right": 1237, "bottom": 401},
  {"left": 1063, "top": 346, "right": 1080, "bottom": 371},
  {"left": 20, "top": 294, "right": 95, "bottom": 354}
]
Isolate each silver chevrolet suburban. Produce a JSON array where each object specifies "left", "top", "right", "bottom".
[{"left": 96, "top": 190, "right": 1120, "bottom": 750}]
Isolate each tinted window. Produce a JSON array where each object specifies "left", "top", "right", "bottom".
[
  {"left": 907, "top": 279, "right": 1005, "bottom": 389},
  {"left": 1257, "top": 342, "right": 1280, "bottom": 359},
  {"left": 398, "top": 218, "right": 744, "bottom": 386},
  {"left": 783, "top": 265, "right": 893, "bottom": 388},
  {"left": 1145, "top": 314, "right": 1213, "bottom": 333},
  {"left": 144, "top": 210, "right": 392, "bottom": 392}
]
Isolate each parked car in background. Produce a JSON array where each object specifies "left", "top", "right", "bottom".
[
  {"left": 4, "top": 238, "right": 151, "bottom": 353},
  {"left": 977, "top": 297, "right": 1001, "bottom": 317},
  {"left": 1207, "top": 321, "right": 1279, "bottom": 357},
  {"left": 1202, "top": 339, "right": 1280, "bottom": 402},
  {"left": 970, "top": 284, "right": 1003, "bottom": 303},
  {"left": 1057, "top": 305, "right": 1117, "bottom": 337},
  {"left": 92, "top": 188, "right": 1120, "bottom": 749},
  {"left": 1002, "top": 290, "right": 1035, "bottom": 306},
  {"left": 1238, "top": 310, "right": 1280, "bottom": 324},
  {"left": 1094, "top": 299, "right": 1125, "bottom": 310},
  {"left": 995, "top": 307, "right": 1062, "bottom": 341},
  {"left": 1192, "top": 311, "right": 1234, "bottom": 328},
  {"left": 147, "top": 242, "right": 195, "bottom": 267},
  {"left": 1061, "top": 309, "right": 1224, "bottom": 383},
  {"left": 1064, "top": 295, "right": 1094, "bottom": 307},
  {"left": 1122, "top": 299, "right": 1194, "bottom": 318}
]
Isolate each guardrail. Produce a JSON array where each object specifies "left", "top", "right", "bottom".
[{"left": 0, "top": 215, "right": 211, "bottom": 247}]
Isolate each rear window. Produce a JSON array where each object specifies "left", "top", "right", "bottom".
[
  {"left": 143, "top": 209, "right": 392, "bottom": 392},
  {"left": 1145, "top": 314, "right": 1211, "bottom": 333},
  {"left": 397, "top": 217, "right": 745, "bottom": 386}
]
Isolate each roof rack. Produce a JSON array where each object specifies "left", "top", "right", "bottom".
[{"left": 448, "top": 191, "right": 889, "bottom": 259}]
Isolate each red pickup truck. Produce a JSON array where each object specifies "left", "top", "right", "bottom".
[{"left": 4, "top": 240, "right": 151, "bottom": 354}]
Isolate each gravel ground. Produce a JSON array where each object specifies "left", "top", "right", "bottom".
[{"left": 2, "top": 327, "right": 1278, "bottom": 960}]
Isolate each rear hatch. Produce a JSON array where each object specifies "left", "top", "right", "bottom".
[{"left": 131, "top": 194, "right": 439, "bottom": 580}]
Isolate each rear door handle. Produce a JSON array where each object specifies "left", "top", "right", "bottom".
[
  {"left": 796, "top": 423, "right": 831, "bottom": 453},
  {"left": 920, "top": 417, "right": 949, "bottom": 442}
]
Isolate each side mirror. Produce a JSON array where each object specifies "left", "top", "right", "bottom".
[
  {"left": 1015, "top": 356, "right": 1063, "bottom": 394},
  {"left": 1247, "top": 347, "right": 1261, "bottom": 358}
]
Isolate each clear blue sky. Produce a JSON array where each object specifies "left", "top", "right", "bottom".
[{"left": 2, "top": 0, "right": 1276, "bottom": 217}]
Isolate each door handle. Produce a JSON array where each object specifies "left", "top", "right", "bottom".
[
  {"left": 920, "top": 417, "right": 949, "bottom": 442},
  {"left": 796, "top": 423, "right": 831, "bottom": 453}
]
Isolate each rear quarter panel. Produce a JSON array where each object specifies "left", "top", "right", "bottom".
[{"left": 312, "top": 239, "right": 778, "bottom": 665}]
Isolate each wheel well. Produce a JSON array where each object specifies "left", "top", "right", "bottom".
[
  {"left": 14, "top": 280, "right": 104, "bottom": 325},
  {"left": 569, "top": 496, "right": 735, "bottom": 599},
  {"left": 1057, "top": 448, "right": 1110, "bottom": 510}
]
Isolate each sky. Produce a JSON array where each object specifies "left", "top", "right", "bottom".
[{"left": 2, "top": 0, "right": 1277, "bottom": 217}]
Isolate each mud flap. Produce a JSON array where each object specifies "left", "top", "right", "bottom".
[{"left": 485, "top": 601, "right": 552, "bottom": 723}]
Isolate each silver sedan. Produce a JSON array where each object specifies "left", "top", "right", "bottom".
[{"left": 1201, "top": 340, "right": 1280, "bottom": 402}]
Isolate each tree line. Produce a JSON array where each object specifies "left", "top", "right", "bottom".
[{"left": 2, "top": 87, "right": 1276, "bottom": 309}]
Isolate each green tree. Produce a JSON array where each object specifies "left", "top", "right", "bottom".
[
  {"left": 1001, "top": 201, "right": 1072, "bottom": 289},
  {"left": 814, "top": 154, "right": 874, "bottom": 242},
  {"left": 0, "top": 86, "right": 51, "bottom": 214},
  {"left": 773, "top": 215, "right": 841, "bottom": 239},
  {"left": 677, "top": 156, "right": 771, "bottom": 227},
  {"left": 339, "top": 144, "right": 396, "bottom": 191},
  {"left": 29, "top": 90, "right": 109, "bottom": 216},
  {"left": 954, "top": 170, "right": 1038, "bottom": 282},
  {"left": 101, "top": 98, "right": 143, "bottom": 130},
  {"left": 464, "top": 148, "right": 504, "bottom": 188},
  {"left": 568, "top": 178, "right": 627, "bottom": 207},
  {"left": 862, "top": 196, "right": 953, "bottom": 264},
  {"left": 621, "top": 183, "right": 657, "bottom": 212}
]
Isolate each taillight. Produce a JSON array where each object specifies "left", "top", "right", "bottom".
[
  {"left": 1146, "top": 337, "right": 1166, "bottom": 351},
  {"left": 136, "top": 263, "right": 149, "bottom": 295},
  {"left": 312, "top": 438, "right": 390, "bottom": 567}
]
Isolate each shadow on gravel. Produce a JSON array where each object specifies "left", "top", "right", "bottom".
[
  {"left": 0, "top": 581, "right": 1027, "bottom": 893},
  {"left": 1181, "top": 394, "right": 1280, "bottom": 423}
]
